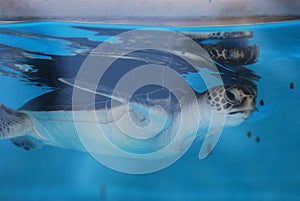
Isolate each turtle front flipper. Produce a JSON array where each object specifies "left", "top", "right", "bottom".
[
  {"left": 0, "top": 104, "right": 33, "bottom": 139},
  {"left": 198, "top": 128, "right": 222, "bottom": 160}
]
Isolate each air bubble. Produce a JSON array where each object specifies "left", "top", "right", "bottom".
[
  {"left": 290, "top": 82, "right": 294, "bottom": 89},
  {"left": 259, "top": 99, "right": 264, "bottom": 106}
]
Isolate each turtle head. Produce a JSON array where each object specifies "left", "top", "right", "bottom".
[{"left": 200, "top": 85, "right": 257, "bottom": 127}]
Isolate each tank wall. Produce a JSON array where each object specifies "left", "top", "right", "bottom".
[{"left": 0, "top": 0, "right": 299, "bottom": 20}]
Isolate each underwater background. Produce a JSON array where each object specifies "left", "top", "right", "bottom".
[{"left": 0, "top": 20, "right": 300, "bottom": 200}]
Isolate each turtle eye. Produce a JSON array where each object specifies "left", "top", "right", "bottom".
[{"left": 226, "top": 91, "right": 236, "bottom": 102}]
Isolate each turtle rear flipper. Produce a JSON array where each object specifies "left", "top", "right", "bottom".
[
  {"left": 11, "top": 136, "right": 44, "bottom": 151},
  {"left": 0, "top": 104, "right": 33, "bottom": 139}
]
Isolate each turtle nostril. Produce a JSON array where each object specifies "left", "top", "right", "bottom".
[{"left": 241, "top": 97, "right": 247, "bottom": 105}]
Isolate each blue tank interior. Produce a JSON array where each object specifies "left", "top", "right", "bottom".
[{"left": 0, "top": 20, "right": 300, "bottom": 200}]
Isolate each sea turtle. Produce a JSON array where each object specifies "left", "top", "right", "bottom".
[
  {"left": 0, "top": 29, "right": 258, "bottom": 160},
  {"left": 0, "top": 79, "right": 257, "bottom": 159}
]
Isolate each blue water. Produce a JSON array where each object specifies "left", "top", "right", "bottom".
[{"left": 0, "top": 20, "right": 300, "bottom": 200}]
